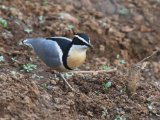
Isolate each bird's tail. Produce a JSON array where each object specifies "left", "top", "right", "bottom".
[{"left": 20, "top": 38, "right": 35, "bottom": 48}]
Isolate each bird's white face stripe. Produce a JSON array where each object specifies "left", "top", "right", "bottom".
[
  {"left": 74, "top": 35, "right": 90, "bottom": 45},
  {"left": 53, "top": 41, "right": 64, "bottom": 66},
  {"left": 49, "top": 37, "right": 72, "bottom": 41}
]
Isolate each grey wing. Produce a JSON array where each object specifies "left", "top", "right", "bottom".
[{"left": 23, "top": 38, "right": 62, "bottom": 68}]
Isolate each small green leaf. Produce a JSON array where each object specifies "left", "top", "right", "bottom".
[
  {"left": 100, "top": 65, "right": 111, "bottom": 71},
  {"left": 119, "top": 59, "right": 126, "bottom": 64},
  {"left": 95, "top": 90, "right": 101, "bottom": 95},
  {"left": 116, "top": 54, "right": 126, "bottom": 65},
  {"left": 117, "top": 6, "right": 129, "bottom": 15},
  {"left": 64, "top": 73, "right": 74, "bottom": 79},
  {"left": 32, "top": 74, "right": 44, "bottom": 80},
  {"left": 105, "top": 81, "right": 112, "bottom": 88},
  {"left": 65, "top": 24, "right": 75, "bottom": 31},
  {"left": 21, "top": 63, "right": 37, "bottom": 72},
  {"left": 102, "top": 81, "right": 112, "bottom": 90},
  {"left": 0, "top": 17, "right": 8, "bottom": 28},
  {"left": 0, "top": 55, "right": 5, "bottom": 62}
]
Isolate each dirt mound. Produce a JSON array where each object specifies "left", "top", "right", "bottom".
[{"left": 0, "top": 0, "right": 160, "bottom": 119}]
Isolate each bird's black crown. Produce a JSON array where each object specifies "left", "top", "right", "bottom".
[{"left": 72, "top": 33, "right": 90, "bottom": 46}]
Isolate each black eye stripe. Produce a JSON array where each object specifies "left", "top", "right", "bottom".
[
  {"left": 73, "top": 40, "right": 89, "bottom": 46},
  {"left": 74, "top": 40, "right": 85, "bottom": 45}
]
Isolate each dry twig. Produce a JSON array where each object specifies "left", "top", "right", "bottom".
[
  {"left": 127, "top": 49, "right": 159, "bottom": 95},
  {"left": 69, "top": 68, "right": 117, "bottom": 75}
]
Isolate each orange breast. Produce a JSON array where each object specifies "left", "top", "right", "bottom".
[{"left": 67, "top": 51, "right": 86, "bottom": 69}]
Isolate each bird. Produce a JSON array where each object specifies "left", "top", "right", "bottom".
[{"left": 22, "top": 33, "right": 92, "bottom": 91}]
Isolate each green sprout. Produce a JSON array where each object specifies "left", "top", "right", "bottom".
[
  {"left": 0, "top": 17, "right": 8, "bottom": 28},
  {"left": 95, "top": 90, "right": 102, "bottom": 96},
  {"left": 21, "top": 63, "right": 37, "bottom": 72},
  {"left": 32, "top": 74, "right": 44, "bottom": 80},
  {"left": 115, "top": 108, "right": 126, "bottom": 120},
  {"left": 116, "top": 54, "right": 126, "bottom": 65},
  {"left": 100, "top": 65, "right": 112, "bottom": 71},
  {"left": 102, "top": 81, "right": 112, "bottom": 90},
  {"left": 101, "top": 107, "right": 108, "bottom": 119},
  {"left": 0, "top": 55, "right": 5, "bottom": 62},
  {"left": 65, "top": 24, "right": 75, "bottom": 31},
  {"left": 115, "top": 113, "right": 126, "bottom": 120},
  {"left": 63, "top": 73, "right": 74, "bottom": 79},
  {"left": 119, "top": 59, "right": 126, "bottom": 64},
  {"left": 117, "top": 6, "right": 129, "bottom": 15},
  {"left": 40, "top": 83, "right": 48, "bottom": 89}
]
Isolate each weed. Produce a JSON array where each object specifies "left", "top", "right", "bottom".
[
  {"left": 119, "top": 59, "right": 126, "bottom": 64},
  {"left": 101, "top": 107, "right": 108, "bottom": 119},
  {"left": 40, "top": 83, "right": 48, "bottom": 89},
  {"left": 117, "top": 6, "right": 129, "bottom": 15},
  {"left": 115, "top": 108, "right": 126, "bottom": 120},
  {"left": 65, "top": 24, "right": 75, "bottom": 31},
  {"left": 21, "top": 63, "right": 37, "bottom": 72},
  {"left": 63, "top": 73, "right": 74, "bottom": 79},
  {"left": 102, "top": 81, "right": 112, "bottom": 90},
  {"left": 116, "top": 54, "right": 126, "bottom": 65},
  {"left": 0, "top": 17, "right": 8, "bottom": 28},
  {"left": 32, "top": 74, "right": 44, "bottom": 80},
  {"left": 100, "top": 65, "right": 112, "bottom": 71},
  {"left": 95, "top": 90, "right": 101, "bottom": 95},
  {"left": 114, "top": 114, "right": 126, "bottom": 120}
]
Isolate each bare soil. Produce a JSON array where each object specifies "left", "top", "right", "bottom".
[{"left": 0, "top": 0, "right": 160, "bottom": 120}]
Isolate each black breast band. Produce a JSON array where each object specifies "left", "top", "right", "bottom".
[
  {"left": 62, "top": 43, "right": 73, "bottom": 70},
  {"left": 46, "top": 37, "right": 73, "bottom": 70}
]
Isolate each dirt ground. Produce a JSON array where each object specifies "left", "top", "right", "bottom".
[{"left": 0, "top": 0, "right": 160, "bottom": 120}]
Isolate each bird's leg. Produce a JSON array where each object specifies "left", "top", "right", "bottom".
[{"left": 59, "top": 73, "right": 75, "bottom": 91}]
